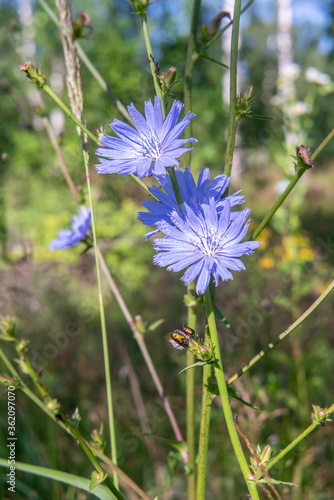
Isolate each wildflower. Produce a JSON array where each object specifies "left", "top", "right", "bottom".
[
  {"left": 138, "top": 167, "right": 244, "bottom": 239},
  {"left": 49, "top": 207, "right": 91, "bottom": 251},
  {"left": 153, "top": 198, "right": 261, "bottom": 295},
  {"left": 95, "top": 97, "right": 197, "bottom": 179}
]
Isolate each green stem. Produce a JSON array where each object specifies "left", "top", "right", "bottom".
[
  {"left": 186, "top": 282, "right": 198, "bottom": 499},
  {"left": 254, "top": 403, "right": 334, "bottom": 481},
  {"left": 223, "top": 0, "right": 242, "bottom": 177},
  {"left": 82, "top": 145, "right": 119, "bottom": 489},
  {"left": 203, "top": 288, "right": 259, "bottom": 500},
  {"left": 38, "top": 0, "right": 132, "bottom": 124},
  {"left": 227, "top": 279, "right": 334, "bottom": 386},
  {"left": 0, "top": 347, "right": 124, "bottom": 500},
  {"left": 252, "top": 128, "right": 334, "bottom": 240},
  {"left": 196, "top": 362, "right": 212, "bottom": 500},
  {"left": 140, "top": 13, "right": 164, "bottom": 110},
  {"left": 43, "top": 83, "right": 98, "bottom": 142}
]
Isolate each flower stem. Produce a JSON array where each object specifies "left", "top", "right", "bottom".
[
  {"left": 254, "top": 403, "right": 334, "bottom": 481},
  {"left": 82, "top": 142, "right": 119, "bottom": 489},
  {"left": 251, "top": 128, "right": 334, "bottom": 240},
  {"left": 140, "top": 13, "right": 164, "bottom": 112},
  {"left": 196, "top": 361, "right": 212, "bottom": 500},
  {"left": 186, "top": 282, "right": 198, "bottom": 498},
  {"left": 227, "top": 279, "right": 334, "bottom": 386},
  {"left": 223, "top": 0, "right": 242, "bottom": 178},
  {"left": 203, "top": 288, "right": 260, "bottom": 500}
]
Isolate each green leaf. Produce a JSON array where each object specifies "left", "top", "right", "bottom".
[
  {"left": 199, "top": 53, "right": 229, "bottom": 69},
  {"left": 179, "top": 361, "right": 206, "bottom": 374},
  {"left": 147, "top": 318, "right": 165, "bottom": 332},
  {"left": 256, "top": 478, "right": 298, "bottom": 487},
  {"left": 228, "top": 387, "right": 260, "bottom": 410},
  {"left": 244, "top": 113, "right": 274, "bottom": 120},
  {"left": 214, "top": 306, "right": 236, "bottom": 335},
  {"left": 148, "top": 435, "right": 187, "bottom": 454},
  {"left": 90, "top": 470, "right": 107, "bottom": 491},
  {"left": 0, "top": 459, "right": 116, "bottom": 500}
]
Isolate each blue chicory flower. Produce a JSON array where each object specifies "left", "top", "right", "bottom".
[
  {"left": 138, "top": 167, "right": 244, "bottom": 239},
  {"left": 49, "top": 207, "right": 91, "bottom": 251},
  {"left": 153, "top": 198, "right": 261, "bottom": 295},
  {"left": 95, "top": 97, "right": 197, "bottom": 179}
]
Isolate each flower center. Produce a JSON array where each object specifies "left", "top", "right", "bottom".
[
  {"left": 197, "top": 227, "right": 220, "bottom": 256},
  {"left": 138, "top": 132, "right": 162, "bottom": 159}
]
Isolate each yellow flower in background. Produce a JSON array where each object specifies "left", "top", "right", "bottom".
[
  {"left": 259, "top": 256, "right": 275, "bottom": 269},
  {"left": 299, "top": 248, "right": 315, "bottom": 261}
]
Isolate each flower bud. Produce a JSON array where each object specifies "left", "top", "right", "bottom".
[
  {"left": 0, "top": 316, "right": 17, "bottom": 342},
  {"left": 20, "top": 62, "right": 46, "bottom": 88}
]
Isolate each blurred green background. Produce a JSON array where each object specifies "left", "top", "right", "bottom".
[{"left": 0, "top": 0, "right": 334, "bottom": 498}]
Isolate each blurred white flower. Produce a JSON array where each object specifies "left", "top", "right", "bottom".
[
  {"left": 283, "top": 63, "right": 301, "bottom": 81},
  {"left": 274, "top": 179, "right": 290, "bottom": 195},
  {"left": 270, "top": 95, "right": 284, "bottom": 106},
  {"left": 305, "top": 67, "right": 331, "bottom": 85},
  {"left": 291, "top": 101, "right": 310, "bottom": 116}
]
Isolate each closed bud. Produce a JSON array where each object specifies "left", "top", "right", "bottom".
[
  {"left": 260, "top": 444, "right": 271, "bottom": 464},
  {"left": 20, "top": 62, "right": 46, "bottom": 88},
  {"left": 46, "top": 398, "right": 61, "bottom": 414},
  {"left": 128, "top": 0, "right": 150, "bottom": 15}
]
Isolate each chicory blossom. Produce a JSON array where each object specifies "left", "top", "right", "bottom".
[
  {"left": 95, "top": 97, "right": 197, "bottom": 179},
  {"left": 49, "top": 207, "right": 91, "bottom": 251},
  {"left": 138, "top": 167, "right": 244, "bottom": 239},
  {"left": 153, "top": 198, "right": 261, "bottom": 295}
]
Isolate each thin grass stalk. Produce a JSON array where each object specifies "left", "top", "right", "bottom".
[
  {"left": 82, "top": 142, "right": 118, "bottom": 487},
  {"left": 203, "top": 287, "right": 260, "bottom": 500},
  {"left": 139, "top": 13, "right": 164, "bottom": 110},
  {"left": 227, "top": 279, "right": 334, "bottom": 385},
  {"left": 223, "top": 0, "right": 242, "bottom": 177}
]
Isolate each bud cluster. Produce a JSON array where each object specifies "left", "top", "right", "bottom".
[
  {"left": 20, "top": 62, "right": 46, "bottom": 88},
  {"left": 127, "top": 0, "right": 150, "bottom": 15},
  {"left": 236, "top": 85, "right": 254, "bottom": 119},
  {"left": 170, "top": 327, "right": 214, "bottom": 363},
  {"left": 311, "top": 404, "right": 332, "bottom": 425}
]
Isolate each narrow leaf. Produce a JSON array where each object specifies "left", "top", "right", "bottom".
[
  {"left": 0, "top": 459, "right": 116, "bottom": 500},
  {"left": 214, "top": 306, "right": 236, "bottom": 335},
  {"left": 199, "top": 53, "right": 229, "bottom": 68},
  {"left": 256, "top": 478, "right": 298, "bottom": 487},
  {"left": 148, "top": 435, "right": 187, "bottom": 454},
  {"left": 228, "top": 387, "right": 260, "bottom": 410},
  {"left": 179, "top": 361, "right": 206, "bottom": 374}
]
